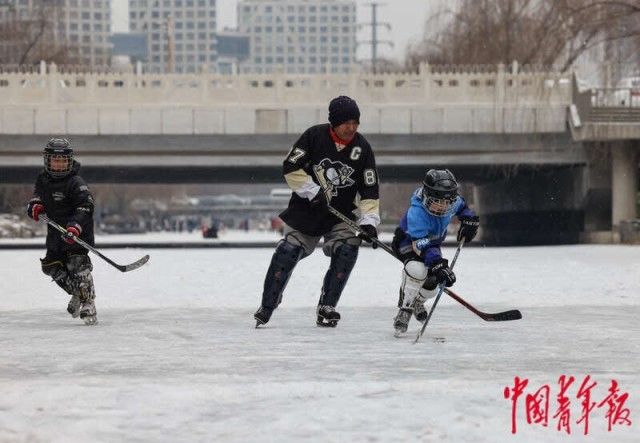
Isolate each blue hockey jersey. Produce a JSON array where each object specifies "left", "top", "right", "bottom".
[{"left": 397, "top": 188, "right": 476, "bottom": 265}]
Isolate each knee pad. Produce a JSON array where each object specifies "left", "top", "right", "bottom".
[
  {"left": 261, "top": 240, "right": 304, "bottom": 309},
  {"left": 274, "top": 240, "right": 304, "bottom": 269},
  {"left": 66, "top": 254, "right": 92, "bottom": 274},
  {"left": 399, "top": 260, "right": 428, "bottom": 310},
  {"left": 284, "top": 232, "right": 315, "bottom": 258},
  {"left": 41, "top": 259, "right": 67, "bottom": 282},
  {"left": 319, "top": 242, "right": 359, "bottom": 307},
  {"left": 404, "top": 260, "right": 428, "bottom": 281},
  {"left": 41, "top": 258, "right": 73, "bottom": 294}
]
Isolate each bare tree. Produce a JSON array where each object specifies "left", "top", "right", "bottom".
[
  {"left": 406, "top": 0, "right": 640, "bottom": 73},
  {"left": 0, "top": 0, "right": 74, "bottom": 66},
  {"left": 360, "top": 57, "right": 405, "bottom": 73}
]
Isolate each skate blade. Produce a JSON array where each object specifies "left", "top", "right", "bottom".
[
  {"left": 83, "top": 316, "right": 98, "bottom": 326},
  {"left": 393, "top": 329, "right": 407, "bottom": 338},
  {"left": 316, "top": 319, "right": 338, "bottom": 328},
  {"left": 254, "top": 316, "right": 268, "bottom": 328}
]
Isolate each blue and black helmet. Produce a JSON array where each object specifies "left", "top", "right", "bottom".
[{"left": 421, "top": 169, "right": 458, "bottom": 216}]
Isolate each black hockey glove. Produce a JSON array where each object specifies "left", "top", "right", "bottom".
[
  {"left": 358, "top": 224, "right": 378, "bottom": 249},
  {"left": 457, "top": 215, "right": 480, "bottom": 243},
  {"left": 430, "top": 258, "right": 456, "bottom": 287}
]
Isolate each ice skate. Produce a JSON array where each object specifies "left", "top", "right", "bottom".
[
  {"left": 316, "top": 305, "right": 340, "bottom": 327},
  {"left": 66, "top": 293, "right": 81, "bottom": 318},
  {"left": 79, "top": 299, "right": 97, "bottom": 325},
  {"left": 393, "top": 308, "right": 412, "bottom": 337},
  {"left": 254, "top": 306, "right": 273, "bottom": 328}
]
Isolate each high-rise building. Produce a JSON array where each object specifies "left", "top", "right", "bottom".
[
  {"left": 237, "top": 0, "right": 357, "bottom": 74},
  {"left": 216, "top": 30, "right": 250, "bottom": 74},
  {"left": 129, "top": 0, "right": 217, "bottom": 73},
  {"left": 111, "top": 32, "right": 148, "bottom": 65},
  {"left": 0, "top": 0, "right": 111, "bottom": 67}
]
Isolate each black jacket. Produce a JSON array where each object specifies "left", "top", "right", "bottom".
[
  {"left": 279, "top": 123, "right": 379, "bottom": 236},
  {"left": 32, "top": 161, "right": 95, "bottom": 253}
]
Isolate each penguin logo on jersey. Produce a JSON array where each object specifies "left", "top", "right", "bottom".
[{"left": 318, "top": 158, "right": 355, "bottom": 196}]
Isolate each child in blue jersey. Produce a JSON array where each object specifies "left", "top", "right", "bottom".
[{"left": 391, "top": 169, "right": 479, "bottom": 334}]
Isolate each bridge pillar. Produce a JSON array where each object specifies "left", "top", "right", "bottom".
[
  {"left": 475, "top": 168, "right": 585, "bottom": 245},
  {"left": 583, "top": 143, "right": 612, "bottom": 233},
  {"left": 611, "top": 141, "right": 639, "bottom": 229}
]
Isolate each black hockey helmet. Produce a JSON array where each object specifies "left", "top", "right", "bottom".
[
  {"left": 421, "top": 169, "right": 458, "bottom": 216},
  {"left": 43, "top": 137, "right": 73, "bottom": 178}
]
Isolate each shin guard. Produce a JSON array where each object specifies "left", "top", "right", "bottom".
[
  {"left": 398, "top": 260, "right": 428, "bottom": 311},
  {"left": 318, "top": 243, "right": 359, "bottom": 307},
  {"left": 261, "top": 241, "right": 304, "bottom": 310}
]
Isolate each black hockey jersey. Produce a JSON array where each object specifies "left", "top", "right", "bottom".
[
  {"left": 279, "top": 123, "right": 380, "bottom": 236},
  {"left": 32, "top": 161, "right": 95, "bottom": 251}
]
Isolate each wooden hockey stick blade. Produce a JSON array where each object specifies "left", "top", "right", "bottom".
[
  {"left": 120, "top": 254, "right": 150, "bottom": 272},
  {"left": 444, "top": 288, "right": 522, "bottom": 321}
]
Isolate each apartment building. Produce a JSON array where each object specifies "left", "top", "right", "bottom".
[
  {"left": 237, "top": 0, "right": 357, "bottom": 74},
  {"left": 129, "top": 0, "right": 217, "bottom": 73}
]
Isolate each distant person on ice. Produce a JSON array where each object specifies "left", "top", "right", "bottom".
[
  {"left": 391, "top": 169, "right": 479, "bottom": 335},
  {"left": 254, "top": 96, "right": 380, "bottom": 328},
  {"left": 26, "top": 138, "right": 98, "bottom": 325}
]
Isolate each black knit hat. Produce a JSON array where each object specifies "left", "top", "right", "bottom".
[{"left": 328, "top": 95, "right": 360, "bottom": 128}]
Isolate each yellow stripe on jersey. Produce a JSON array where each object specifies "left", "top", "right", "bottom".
[
  {"left": 284, "top": 169, "right": 312, "bottom": 192},
  {"left": 359, "top": 198, "right": 380, "bottom": 216}
]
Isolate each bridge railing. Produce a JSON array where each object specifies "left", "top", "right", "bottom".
[
  {"left": 590, "top": 88, "right": 640, "bottom": 108},
  {"left": 0, "top": 61, "right": 571, "bottom": 106},
  {"left": 572, "top": 73, "right": 640, "bottom": 124}
]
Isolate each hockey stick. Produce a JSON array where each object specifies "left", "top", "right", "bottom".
[
  {"left": 444, "top": 288, "right": 522, "bottom": 321},
  {"left": 312, "top": 164, "right": 394, "bottom": 254},
  {"left": 311, "top": 164, "right": 520, "bottom": 325},
  {"left": 414, "top": 239, "right": 464, "bottom": 343},
  {"left": 40, "top": 214, "right": 150, "bottom": 272}
]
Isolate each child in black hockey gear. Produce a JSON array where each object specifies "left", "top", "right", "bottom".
[
  {"left": 391, "top": 169, "right": 479, "bottom": 335},
  {"left": 26, "top": 138, "right": 98, "bottom": 325},
  {"left": 254, "top": 96, "right": 380, "bottom": 328}
]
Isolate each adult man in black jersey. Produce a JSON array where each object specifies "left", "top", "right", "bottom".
[{"left": 254, "top": 96, "right": 380, "bottom": 328}]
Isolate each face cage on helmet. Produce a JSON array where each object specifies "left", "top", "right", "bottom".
[
  {"left": 44, "top": 153, "right": 73, "bottom": 178},
  {"left": 422, "top": 193, "right": 457, "bottom": 217}
]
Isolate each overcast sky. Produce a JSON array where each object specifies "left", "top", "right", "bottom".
[{"left": 112, "top": 0, "right": 437, "bottom": 62}]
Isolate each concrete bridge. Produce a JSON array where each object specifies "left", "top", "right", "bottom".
[{"left": 0, "top": 62, "right": 637, "bottom": 244}]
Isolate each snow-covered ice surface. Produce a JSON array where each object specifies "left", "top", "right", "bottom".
[
  {"left": 0, "top": 245, "right": 638, "bottom": 443},
  {"left": 0, "top": 229, "right": 284, "bottom": 245}
]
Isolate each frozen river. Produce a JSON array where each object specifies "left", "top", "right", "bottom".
[{"left": 0, "top": 245, "right": 638, "bottom": 442}]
